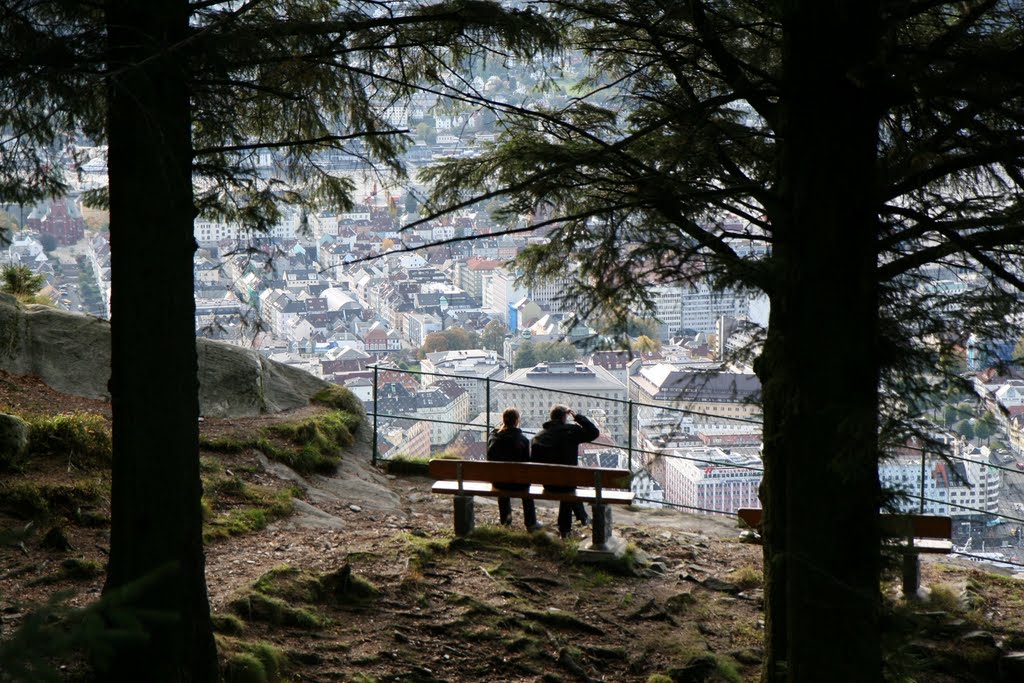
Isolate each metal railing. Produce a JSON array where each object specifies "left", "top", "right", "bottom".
[{"left": 367, "top": 364, "right": 1024, "bottom": 572}]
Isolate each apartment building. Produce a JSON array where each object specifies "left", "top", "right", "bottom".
[
  {"left": 879, "top": 445, "right": 1000, "bottom": 519},
  {"left": 496, "top": 361, "right": 628, "bottom": 446},
  {"left": 630, "top": 363, "right": 761, "bottom": 429},
  {"left": 649, "top": 281, "right": 753, "bottom": 337},
  {"left": 652, "top": 447, "right": 762, "bottom": 515},
  {"left": 420, "top": 349, "right": 507, "bottom": 417}
]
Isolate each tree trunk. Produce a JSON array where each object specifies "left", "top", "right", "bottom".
[
  {"left": 758, "top": 3, "right": 883, "bottom": 681},
  {"left": 102, "top": 0, "right": 217, "bottom": 680}
]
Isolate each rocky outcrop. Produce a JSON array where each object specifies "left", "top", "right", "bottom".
[
  {"left": 0, "top": 294, "right": 332, "bottom": 418},
  {"left": 0, "top": 412, "right": 28, "bottom": 462}
]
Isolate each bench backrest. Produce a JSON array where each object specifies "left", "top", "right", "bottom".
[
  {"left": 428, "top": 459, "right": 631, "bottom": 489},
  {"left": 736, "top": 508, "right": 952, "bottom": 540}
]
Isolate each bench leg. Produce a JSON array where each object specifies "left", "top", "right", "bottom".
[
  {"left": 902, "top": 552, "right": 920, "bottom": 599},
  {"left": 591, "top": 504, "right": 613, "bottom": 550},
  {"left": 454, "top": 495, "right": 475, "bottom": 537}
]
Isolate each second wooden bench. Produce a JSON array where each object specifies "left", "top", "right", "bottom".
[{"left": 737, "top": 507, "right": 953, "bottom": 598}]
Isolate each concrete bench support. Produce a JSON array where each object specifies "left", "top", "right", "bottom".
[{"left": 454, "top": 495, "right": 475, "bottom": 537}]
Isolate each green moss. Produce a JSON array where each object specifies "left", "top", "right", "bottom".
[
  {"left": 574, "top": 566, "right": 615, "bottom": 592},
  {"left": 203, "top": 483, "right": 298, "bottom": 542},
  {"left": 724, "top": 565, "right": 763, "bottom": 591},
  {"left": 29, "top": 557, "right": 104, "bottom": 586},
  {"left": 210, "top": 476, "right": 247, "bottom": 497},
  {"left": 311, "top": 385, "right": 364, "bottom": 419},
  {"left": 925, "top": 583, "right": 962, "bottom": 612},
  {"left": 261, "top": 412, "right": 359, "bottom": 475},
  {"left": 402, "top": 532, "right": 452, "bottom": 575},
  {"left": 1, "top": 484, "right": 49, "bottom": 518},
  {"left": 382, "top": 456, "right": 430, "bottom": 476},
  {"left": 243, "top": 641, "right": 285, "bottom": 682},
  {"left": 227, "top": 590, "right": 321, "bottom": 629},
  {"left": 211, "top": 613, "right": 246, "bottom": 635},
  {"left": 26, "top": 412, "right": 111, "bottom": 469},
  {"left": 450, "top": 592, "right": 499, "bottom": 616},
  {"left": 0, "top": 481, "right": 105, "bottom": 523},
  {"left": 199, "top": 456, "right": 225, "bottom": 473},
  {"left": 520, "top": 608, "right": 605, "bottom": 634},
  {"left": 254, "top": 565, "right": 323, "bottom": 603},
  {"left": 199, "top": 437, "right": 247, "bottom": 454},
  {"left": 224, "top": 652, "right": 267, "bottom": 683}
]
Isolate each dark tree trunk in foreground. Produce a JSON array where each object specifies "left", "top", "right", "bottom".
[
  {"left": 758, "top": 3, "right": 883, "bottom": 681},
  {"left": 102, "top": 0, "right": 216, "bottom": 679}
]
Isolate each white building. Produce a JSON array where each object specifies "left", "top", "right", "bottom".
[
  {"left": 648, "top": 281, "right": 754, "bottom": 336},
  {"left": 496, "top": 361, "right": 628, "bottom": 446},
  {"left": 656, "top": 447, "right": 762, "bottom": 515},
  {"left": 879, "top": 445, "right": 1000, "bottom": 519},
  {"left": 482, "top": 267, "right": 526, "bottom": 324}
]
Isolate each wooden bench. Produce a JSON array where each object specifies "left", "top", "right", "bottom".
[
  {"left": 737, "top": 508, "right": 953, "bottom": 598},
  {"left": 428, "top": 459, "right": 633, "bottom": 552}
]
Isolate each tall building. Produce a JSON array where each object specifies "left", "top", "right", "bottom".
[
  {"left": 649, "top": 281, "right": 754, "bottom": 336},
  {"left": 496, "top": 361, "right": 628, "bottom": 446}
]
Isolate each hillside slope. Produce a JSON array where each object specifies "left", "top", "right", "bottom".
[{"left": 2, "top": 369, "right": 1024, "bottom": 682}]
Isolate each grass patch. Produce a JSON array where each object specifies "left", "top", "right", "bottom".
[
  {"left": 573, "top": 565, "right": 616, "bottom": 592},
  {"left": 227, "top": 591, "right": 322, "bottom": 629},
  {"left": 311, "top": 385, "right": 364, "bottom": 420},
  {"left": 24, "top": 413, "right": 111, "bottom": 470},
  {"left": 202, "top": 482, "right": 300, "bottom": 543},
  {"left": 198, "top": 405, "right": 364, "bottom": 477},
  {"left": 29, "top": 558, "right": 104, "bottom": 586},
  {"left": 724, "top": 565, "right": 763, "bottom": 591},
  {"left": 199, "top": 437, "right": 247, "bottom": 454},
  {"left": 262, "top": 411, "right": 359, "bottom": 474},
  {"left": 211, "top": 613, "right": 246, "bottom": 635},
  {"left": 660, "top": 652, "right": 742, "bottom": 683},
  {"left": 223, "top": 652, "right": 268, "bottom": 683},
  {"left": 924, "top": 583, "right": 962, "bottom": 612},
  {"left": 218, "top": 639, "right": 287, "bottom": 683},
  {"left": 402, "top": 531, "right": 452, "bottom": 576},
  {"left": 252, "top": 564, "right": 380, "bottom": 609},
  {"left": 0, "top": 480, "right": 106, "bottom": 523},
  {"left": 450, "top": 592, "right": 500, "bottom": 617},
  {"left": 381, "top": 456, "right": 429, "bottom": 476}
]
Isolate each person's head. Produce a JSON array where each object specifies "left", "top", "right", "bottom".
[
  {"left": 549, "top": 404, "right": 570, "bottom": 423},
  {"left": 498, "top": 407, "right": 520, "bottom": 431}
]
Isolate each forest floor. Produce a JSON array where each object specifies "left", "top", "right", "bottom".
[{"left": 2, "top": 368, "right": 1024, "bottom": 683}]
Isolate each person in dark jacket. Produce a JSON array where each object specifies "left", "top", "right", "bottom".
[
  {"left": 530, "top": 404, "right": 600, "bottom": 538},
  {"left": 487, "top": 408, "right": 542, "bottom": 531}
]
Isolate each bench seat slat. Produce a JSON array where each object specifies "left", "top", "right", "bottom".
[
  {"left": 428, "top": 459, "right": 631, "bottom": 489},
  {"left": 737, "top": 507, "right": 953, "bottom": 553},
  {"left": 885, "top": 539, "right": 954, "bottom": 554},
  {"left": 431, "top": 480, "right": 634, "bottom": 504}
]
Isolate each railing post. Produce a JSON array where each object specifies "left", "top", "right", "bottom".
[
  {"left": 627, "top": 400, "right": 634, "bottom": 472},
  {"left": 372, "top": 364, "right": 379, "bottom": 467},
  {"left": 485, "top": 377, "right": 491, "bottom": 434},
  {"left": 920, "top": 448, "right": 926, "bottom": 514}
]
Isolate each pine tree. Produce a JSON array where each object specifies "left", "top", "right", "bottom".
[
  {"left": 424, "top": 2, "right": 1024, "bottom": 680},
  {"left": 2, "top": 1, "right": 556, "bottom": 679}
]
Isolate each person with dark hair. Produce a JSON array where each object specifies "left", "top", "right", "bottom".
[
  {"left": 487, "top": 407, "right": 542, "bottom": 531},
  {"left": 530, "top": 404, "right": 600, "bottom": 538}
]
